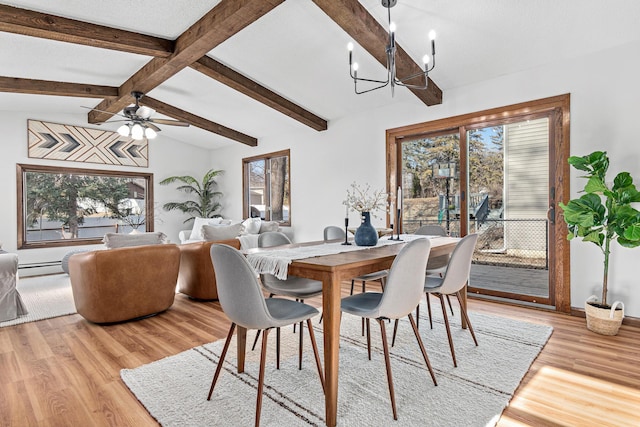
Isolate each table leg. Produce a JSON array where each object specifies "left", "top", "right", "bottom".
[
  {"left": 322, "top": 272, "right": 341, "bottom": 427},
  {"left": 237, "top": 325, "right": 247, "bottom": 373}
]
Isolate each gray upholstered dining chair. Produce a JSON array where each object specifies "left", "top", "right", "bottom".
[
  {"left": 323, "top": 225, "right": 388, "bottom": 335},
  {"left": 208, "top": 244, "right": 324, "bottom": 427},
  {"left": 340, "top": 239, "right": 438, "bottom": 421},
  {"left": 414, "top": 224, "right": 454, "bottom": 328},
  {"left": 324, "top": 226, "right": 389, "bottom": 295},
  {"left": 252, "top": 231, "right": 324, "bottom": 370},
  {"left": 421, "top": 233, "right": 479, "bottom": 367}
]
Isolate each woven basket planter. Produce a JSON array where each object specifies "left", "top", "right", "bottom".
[{"left": 585, "top": 300, "right": 624, "bottom": 336}]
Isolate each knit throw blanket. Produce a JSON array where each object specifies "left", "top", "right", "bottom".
[{"left": 246, "top": 234, "right": 431, "bottom": 279}]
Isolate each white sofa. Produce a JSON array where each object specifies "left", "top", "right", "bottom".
[{"left": 179, "top": 217, "right": 292, "bottom": 250}]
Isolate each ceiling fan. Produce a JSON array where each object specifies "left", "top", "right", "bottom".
[{"left": 86, "top": 91, "right": 189, "bottom": 140}]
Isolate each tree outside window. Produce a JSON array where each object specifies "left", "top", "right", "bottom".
[{"left": 242, "top": 150, "right": 290, "bottom": 225}]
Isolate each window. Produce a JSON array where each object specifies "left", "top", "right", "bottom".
[
  {"left": 17, "top": 164, "right": 154, "bottom": 249},
  {"left": 242, "top": 150, "right": 290, "bottom": 225}
]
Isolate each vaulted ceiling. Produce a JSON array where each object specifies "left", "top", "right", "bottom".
[{"left": 1, "top": 0, "right": 640, "bottom": 149}]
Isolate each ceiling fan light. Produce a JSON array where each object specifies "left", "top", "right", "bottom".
[
  {"left": 144, "top": 127, "right": 157, "bottom": 139},
  {"left": 117, "top": 124, "right": 130, "bottom": 137},
  {"left": 136, "top": 106, "right": 153, "bottom": 119},
  {"left": 131, "top": 123, "right": 144, "bottom": 140}
]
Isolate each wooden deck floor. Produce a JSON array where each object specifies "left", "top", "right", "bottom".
[{"left": 470, "top": 264, "right": 549, "bottom": 298}]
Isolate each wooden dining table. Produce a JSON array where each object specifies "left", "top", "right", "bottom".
[{"left": 238, "top": 235, "right": 460, "bottom": 427}]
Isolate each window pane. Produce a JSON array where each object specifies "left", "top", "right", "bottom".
[
  {"left": 248, "top": 159, "right": 266, "bottom": 219},
  {"left": 401, "top": 133, "right": 460, "bottom": 235},
  {"left": 269, "top": 155, "right": 289, "bottom": 222},
  {"left": 19, "top": 165, "right": 153, "bottom": 248}
]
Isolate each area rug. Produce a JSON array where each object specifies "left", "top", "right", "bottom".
[
  {"left": 0, "top": 274, "right": 76, "bottom": 327},
  {"left": 121, "top": 303, "right": 552, "bottom": 426}
]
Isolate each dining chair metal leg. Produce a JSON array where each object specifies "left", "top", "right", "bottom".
[
  {"left": 255, "top": 328, "right": 270, "bottom": 427},
  {"left": 416, "top": 303, "right": 420, "bottom": 329},
  {"left": 456, "top": 291, "right": 478, "bottom": 346},
  {"left": 426, "top": 294, "right": 433, "bottom": 329},
  {"left": 366, "top": 318, "right": 372, "bottom": 360},
  {"left": 207, "top": 322, "right": 236, "bottom": 400},
  {"left": 407, "top": 313, "right": 438, "bottom": 386},
  {"left": 298, "top": 320, "right": 304, "bottom": 370},
  {"left": 306, "top": 319, "right": 325, "bottom": 393},
  {"left": 439, "top": 294, "right": 457, "bottom": 367},
  {"left": 251, "top": 330, "right": 261, "bottom": 351},
  {"left": 276, "top": 327, "right": 281, "bottom": 369},
  {"left": 391, "top": 318, "right": 400, "bottom": 347},
  {"left": 350, "top": 279, "right": 355, "bottom": 295},
  {"left": 446, "top": 295, "right": 455, "bottom": 316},
  {"left": 377, "top": 318, "right": 398, "bottom": 420}
]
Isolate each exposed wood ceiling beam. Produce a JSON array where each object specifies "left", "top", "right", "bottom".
[
  {"left": 141, "top": 97, "right": 257, "bottom": 147},
  {"left": 0, "top": 76, "right": 253, "bottom": 145},
  {"left": 311, "top": 0, "right": 442, "bottom": 106},
  {"left": 0, "top": 76, "right": 118, "bottom": 98},
  {"left": 191, "top": 56, "right": 327, "bottom": 131},
  {"left": 0, "top": 4, "right": 174, "bottom": 57},
  {"left": 88, "top": 0, "right": 285, "bottom": 125}
]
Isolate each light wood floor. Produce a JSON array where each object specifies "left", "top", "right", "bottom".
[{"left": 1, "top": 282, "right": 639, "bottom": 427}]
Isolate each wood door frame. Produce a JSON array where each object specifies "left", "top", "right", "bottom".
[{"left": 385, "top": 94, "right": 571, "bottom": 313}]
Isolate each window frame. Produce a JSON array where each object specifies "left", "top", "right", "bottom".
[
  {"left": 242, "top": 149, "right": 291, "bottom": 226},
  {"left": 16, "top": 163, "right": 154, "bottom": 249}
]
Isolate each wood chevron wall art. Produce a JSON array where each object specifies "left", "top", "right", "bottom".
[{"left": 28, "top": 120, "right": 149, "bottom": 167}]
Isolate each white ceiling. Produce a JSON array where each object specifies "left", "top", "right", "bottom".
[{"left": 2, "top": 0, "right": 640, "bottom": 149}]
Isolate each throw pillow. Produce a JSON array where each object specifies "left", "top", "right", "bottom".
[
  {"left": 189, "top": 217, "right": 222, "bottom": 241},
  {"left": 259, "top": 221, "right": 280, "bottom": 233},
  {"left": 103, "top": 232, "right": 167, "bottom": 249},
  {"left": 241, "top": 217, "right": 262, "bottom": 234},
  {"left": 201, "top": 223, "right": 243, "bottom": 241}
]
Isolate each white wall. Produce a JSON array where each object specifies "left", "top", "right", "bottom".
[
  {"left": 0, "top": 111, "right": 211, "bottom": 274},
  {"left": 212, "top": 39, "right": 640, "bottom": 317}
]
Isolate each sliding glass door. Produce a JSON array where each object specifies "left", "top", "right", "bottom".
[{"left": 387, "top": 95, "right": 570, "bottom": 310}]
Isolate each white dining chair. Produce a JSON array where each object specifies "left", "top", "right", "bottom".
[
  {"left": 208, "top": 243, "right": 324, "bottom": 427},
  {"left": 340, "top": 239, "right": 437, "bottom": 420}
]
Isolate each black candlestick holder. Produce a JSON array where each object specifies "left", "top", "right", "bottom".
[
  {"left": 389, "top": 208, "right": 403, "bottom": 241},
  {"left": 342, "top": 217, "right": 352, "bottom": 245}
]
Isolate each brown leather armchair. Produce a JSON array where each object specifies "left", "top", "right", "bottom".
[
  {"left": 177, "top": 239, "right": 241, "bottom": 300},
  {"left": 68, "top": 244, "right": 180, "bottom": 323}
]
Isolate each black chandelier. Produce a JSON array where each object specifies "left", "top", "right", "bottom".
[{"left": 348, "top": 0, "right": 436, "bottom": 96}]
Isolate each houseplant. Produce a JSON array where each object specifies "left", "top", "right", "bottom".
[
  {"left": 559, "top": 151, "right": 640, "bottom": 335},
  {"left": 160, "top": 169, "right": 224, "bottom": 223},
  {"left": 343, "top": 182, "right": 388, "bottom": 246}
]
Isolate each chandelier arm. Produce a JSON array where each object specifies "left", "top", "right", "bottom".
[
  {"left": 355, "top": 80, "right": 391, "bottom": 95},
  {"left": 396, "top": 71, "right": 429, "bottom": 84},
  {"left": 395, "top": 81, "right": 428, "bottom": 90},
  {"left": 354, "top": 76, "right": 391, "bottom": 85}
]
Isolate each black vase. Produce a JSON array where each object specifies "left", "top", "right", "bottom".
[{"left": 354, "top": 212, "right": 378, "bottom": 246}]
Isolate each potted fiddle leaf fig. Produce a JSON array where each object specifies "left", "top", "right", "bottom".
[{"left": 559, "top": 151, "right": 640, "bottom": 335}]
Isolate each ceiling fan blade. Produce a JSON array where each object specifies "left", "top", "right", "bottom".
[
  {"left": 149, "top": 118, "right": 190, "bottom": 127},
  {"left": 81, "top": 105, "right": 129, "bottom": 121},
  {"left": 146, "top": 122, "right": 161, "bottom": 132}
]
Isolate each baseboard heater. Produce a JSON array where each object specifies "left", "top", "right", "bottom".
[{"left": 18, "top": 261, "right": 61, "bottom": 270}]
